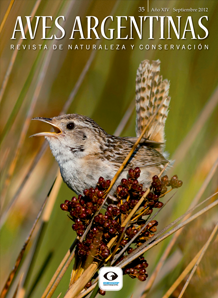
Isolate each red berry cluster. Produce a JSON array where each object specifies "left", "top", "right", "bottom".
[
  {"left": 121, "top": 220, "right": 158, "bottom": 248},
  {"left": 145, "top": 174, "right": 183, "bottom": 209},
  {"left": 60, "top": 178, "right": 111, "bottom": 237},
  {"left": 114, "top": 254, "right": 148, "bottom": 281},
  {"left": 77, "top": 229, "right": 110, "bottom": 259},
  {"left": 60, "top": 168, "right": 183, "bottom": 293},
  {"left": 169, "top": 175, "right": 183, "bottom": 188},
  {"left": 117, "top": 167, "right": 144, "bottom": 200},
  {"left": 152, "top": 174, "right": 182, "bottom": 193},
  {"left": 76, "top": 209, "right": 123, "bottom": 260},
  {"left": 116, "top": 170, "right": 166, "bottom": 216},
  {"left": 123, "top": 255, "right": 148, "bottom": 281}
]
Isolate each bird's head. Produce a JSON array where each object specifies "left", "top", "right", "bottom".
[{"left": 31, "top": 114, "right": 105, "bottom": 159}]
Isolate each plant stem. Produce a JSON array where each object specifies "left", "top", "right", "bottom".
[
  {"left": 177, "top": 224, "right": 218, "bottom": 298},
  {"left": 64, "top": 263, "right": 98, "bottom": 298},
  {"left": 41, "top": 241, "right": 77, "bottom": 298}
]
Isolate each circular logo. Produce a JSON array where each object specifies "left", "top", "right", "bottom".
[{"left": 103, "top": 271, "right": 118, "bottom": 281}]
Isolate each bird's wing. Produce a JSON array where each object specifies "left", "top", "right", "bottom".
[
  {"left": 106, "top": 137, "right": 168, "bottom": 169},
  {"left": 135, "top": 60, "right": 171, "bottom": 145}
]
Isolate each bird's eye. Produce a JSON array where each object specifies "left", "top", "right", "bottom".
[{"left": 66, "top": 122, "right": 75, "bottom": 130}]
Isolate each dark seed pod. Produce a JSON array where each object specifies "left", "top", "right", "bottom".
[
  {"left": 60, "top": 204, "right": 68, "bottom": 211},
  {"left": 83, "top": 189, "right": 89, "bottom": 196},
  {"left": 170, "top": 175, "right": 178, "bottom": 188},
  {"left": 99, "top": 289, "right": 106, "bottom": 295},
  {"left": 77, "top": 230, "right": 84, "bottom": 236},
  {"left": 128, "top": 169, "right": 135, "bottom": 178},
  {"left": 177, "top": 180, "right": 183, "bottom": 187},
  {"left": 85, "top": 281, "right": 92, "bottom": 288}
]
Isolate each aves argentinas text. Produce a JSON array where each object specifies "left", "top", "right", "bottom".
[{"left": 11, "top": 16, "right": 209, "bottom": 40}]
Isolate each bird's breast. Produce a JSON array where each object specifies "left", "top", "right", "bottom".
[{"left": 58, "top": 155, "right": 117, "bottom": 194}]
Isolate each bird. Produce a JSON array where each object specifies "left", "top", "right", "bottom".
[{"left": 32, "top": 60, "right": 171, "bottom": 195}]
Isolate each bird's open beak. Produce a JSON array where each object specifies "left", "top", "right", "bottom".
[{"left": 30, "top": 117, "right": 62, "bottom": 137}]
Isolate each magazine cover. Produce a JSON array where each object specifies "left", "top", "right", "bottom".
[{"left": 0, "top": 0, "right": 218, "bottom": 297}]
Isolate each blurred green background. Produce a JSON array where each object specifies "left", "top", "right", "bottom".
[{"left": 0, "top": 0, "right": 218, "bottom": 297}]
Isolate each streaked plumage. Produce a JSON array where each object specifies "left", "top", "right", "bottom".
[
  {"left": 32, "top": 60, "right": 171, "bottom": 195},
  {"left": 135, "top": 60, "right": 170, "bottom": 147}
]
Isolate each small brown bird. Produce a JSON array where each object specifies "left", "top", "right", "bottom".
[{"left": 32, "top": 60, "right": 170, "bottom": 195}]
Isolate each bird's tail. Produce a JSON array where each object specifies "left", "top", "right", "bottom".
[{"left": 135, "top": 60, "right": 170, "bottom": 147}]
